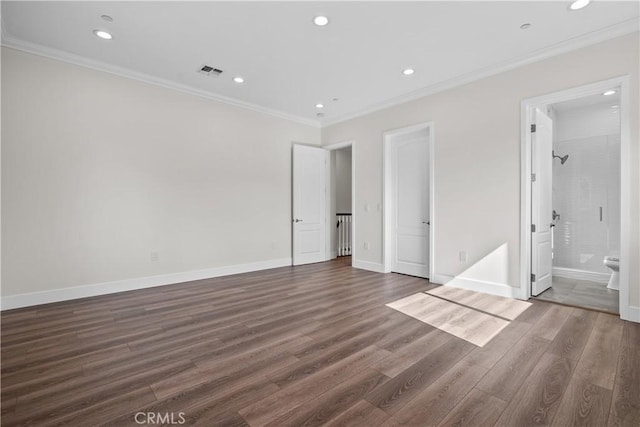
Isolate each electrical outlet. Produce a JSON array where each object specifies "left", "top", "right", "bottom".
[
  {"left": 459, "top": 251, "right": 467, "bottom": 262},
  {"left": 364, "top": 242, "right": 370, "bottom": 250},
  {"left": 150, "top": 251, "right": 159, "bottom": 261}
]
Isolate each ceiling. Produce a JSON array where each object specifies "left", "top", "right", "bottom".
[
  {"left": 553, "top": 90, "right": 621, "bottom": 111},
  {"left": 2, "top": 1, "right": 638, "bottom": 126}
]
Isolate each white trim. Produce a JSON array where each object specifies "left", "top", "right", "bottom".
[
  {"left": 0, "top": 258, "right": 291, "bottom": 311},
  {"left": 4, "top": 17, "right": 636, "bottom": 131},
  {"left": 552, "top": 267, "right": 610, "bottom": 284},
  {"left": 323, "top": 19, "right": 639, "bottom": 127},
  {"left": 383, "top": 122, "right": 435, "bottom": 279},
  {"left": 625, "top": 306, "right": 640, "bottom": 323},
  {"left": 324, "top": 148, "right": 332, "bottom": 261},
  {"left": 352, "top": 260, "right": 385, "bottom": 274},
  {"left": 520, "top": 76, "right": 633, "bottom": 322},
  {"left": 429, "top": 126, "right": 436, "bottom": 280},
  {"left": 430, "top": 273, "right": 449, "bottom": 286},
  {"left": 618, "top": 76, "right": 632, "bottom": 322},
  {"left": 0, "top": 39, "right": 319, "bottom": 128},
  {"left": 324, "top": 140, "right": 354, "bottom": 151},
  {"left": 437, "top": 276, "right": 524, "bottom": 299}
]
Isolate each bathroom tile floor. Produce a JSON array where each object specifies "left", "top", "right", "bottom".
[{"left": 535, "top": 276, "right": 619, "bottom": 314}]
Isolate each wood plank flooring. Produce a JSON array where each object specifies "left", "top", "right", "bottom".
[
  {"left": 1, "top": 259, "right": 639, "bottom": 426},
  {"left": 385, "top": 291, "right": 528, "bottom": 347}
]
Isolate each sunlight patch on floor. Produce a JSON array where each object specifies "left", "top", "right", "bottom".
[
  {"left": 426, "top": 286, "right": 531, "bottom": 320},
  {"left": 386, "top": 288, "right": 532, "bottom": 347}
]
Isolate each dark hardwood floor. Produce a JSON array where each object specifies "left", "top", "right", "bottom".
[{"left": 1, "top": 259, "right": 638, "bottom": 426}]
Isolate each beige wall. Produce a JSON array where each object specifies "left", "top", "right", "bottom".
[
  {"left": 2, "top": 33, "right": 638, "bottom": 312},
  {"left": 335, "top": 148, "right": 352, "bottom": 214},
  {"left": 1, "top": 47, "right": 320, "bottom": 297},
  {"left": 322, "top": 34, "right": 639, "bottom": 309}
]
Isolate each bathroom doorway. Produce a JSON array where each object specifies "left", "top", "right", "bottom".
[
  {"left": 535, "top": 92, "right": 622, "bottom": 314},
  {"left": 521, "top": 77, "right": 630, "bottom": 318}
]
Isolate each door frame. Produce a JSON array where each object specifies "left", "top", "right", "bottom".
[
  {"left": 324, "top": 140, "right": 355, "bottom": 262},
  {"left": 383, "top": 122, "right": 435, "bottom": 278},
  {"left": 520, "top": 75, "right": 633, "bottom": 321}
]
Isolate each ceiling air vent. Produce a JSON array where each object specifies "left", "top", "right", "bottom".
[{"left": 198, "top": 65, "right": 223, "bottom": 76}]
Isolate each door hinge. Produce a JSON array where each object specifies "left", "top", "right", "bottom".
[
  {"left": 531, "top": 224, "right": 536, "bottom": 232},
  {"left": 531, "top": 173, "right": 536, "bottom": 182},
  {"left": 531, "top": 273, "right": 536, "bottom": 282},
  {"left": 531, "top": 124, "right": 536, "bottom": 133}
]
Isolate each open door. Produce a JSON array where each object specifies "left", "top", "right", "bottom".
[
  {"left": 531, "top": 108, "right": 553, "bottom": 296},
  {"left": 292, "top": 144, "right": 327, "bottom": 265}
]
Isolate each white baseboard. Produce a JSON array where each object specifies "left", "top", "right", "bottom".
[
  {"left": 436, "top": 275, "right": 524, "bottom": 299},
  {"left": 621, "top": 305, "right": 640, "bottom": 323},
  {"left": 429, "top": 274, "right": 449, "bottom": 286},
  {"left": 552, "top": 267, "right": 610, "bottom": 283},
  {"left": 1, "top": 258, "right": 292, "bottom": 311},
  {"left": 352, "top": 260, "right": 385, "bottom": 273}
]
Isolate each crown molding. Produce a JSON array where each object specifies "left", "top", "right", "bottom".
[
  {"left": 322, "top": 18, "right": 639, "bottom": 127},
  {"left": 0, "top": 34, "right": 321, "bottom": 128},
  {"left": 2, "top": 17, "right": 637, "bottom": 130}
]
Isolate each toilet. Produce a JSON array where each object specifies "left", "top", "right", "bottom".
[{"left": 603, "top": 256, "right": 620, "bottom": 290}]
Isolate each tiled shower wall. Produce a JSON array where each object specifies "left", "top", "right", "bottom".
[
  {"left": 553, "top": 135, "right": 621, "bottom": 274},
  {"left": 552, "top": 102, "right": 621, "bottom": 275}
]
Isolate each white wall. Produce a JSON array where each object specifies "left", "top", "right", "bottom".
[
  {"left": 322, "top": 33, "right": 639, "bottom": 308},
  {"left": 1, "top": 47, "right": 320, "bottom": 301}
]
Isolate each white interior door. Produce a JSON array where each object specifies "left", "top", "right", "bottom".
[
  {"left": 293, "top": 144, "right": 327, "bottom": 265},
  {"left": 391, "top": 130, "right": 430, "bottom": 278},
  {"left": 531, "top": 108, "right": 553, "bottom": 295}
]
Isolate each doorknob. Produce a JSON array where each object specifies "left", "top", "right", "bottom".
[
  {"left": 422, "top": 221, "right": 430, "bottom": 225},
  {"left": 293, "top": 219, "right": 302, "bottom": 223}
]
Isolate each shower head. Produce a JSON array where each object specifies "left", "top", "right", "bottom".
[{"left": 552, "top": 151, "right": 569, "bottom": 165}]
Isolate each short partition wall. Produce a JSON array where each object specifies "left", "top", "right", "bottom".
[{"left": 336, "top": 213, "right": 352, "bottom": 256}]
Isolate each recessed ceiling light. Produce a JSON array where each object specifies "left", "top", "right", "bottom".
[
  {"left": 569, "top": 0, "right": 591, "bottom": 11},
  {"left": 520, "top": 23, "right": 532, "bottom": 30},
  {"left": 101, "top": 15, "right": 113, "bottom": 22},
  {"left": 93, "top": 30, "right": 112, "bottom": 40},
  {"left": 315, "top": 103, "right": 324, "bottom": 109},
  {"left": 402, "top": 68, "right": 415, "bottom": 76},
  {"left": 313, "top": 16, "right": 329, "bottom": 26},
  {"left": 233, "top": 76, "right": 244, "bottom": 83},
  {"left": 603, "top": 90, "right": 616, "bottom": 96},
  {"left": 611, "top": 105, "right": 619, "bottom": 108}
]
